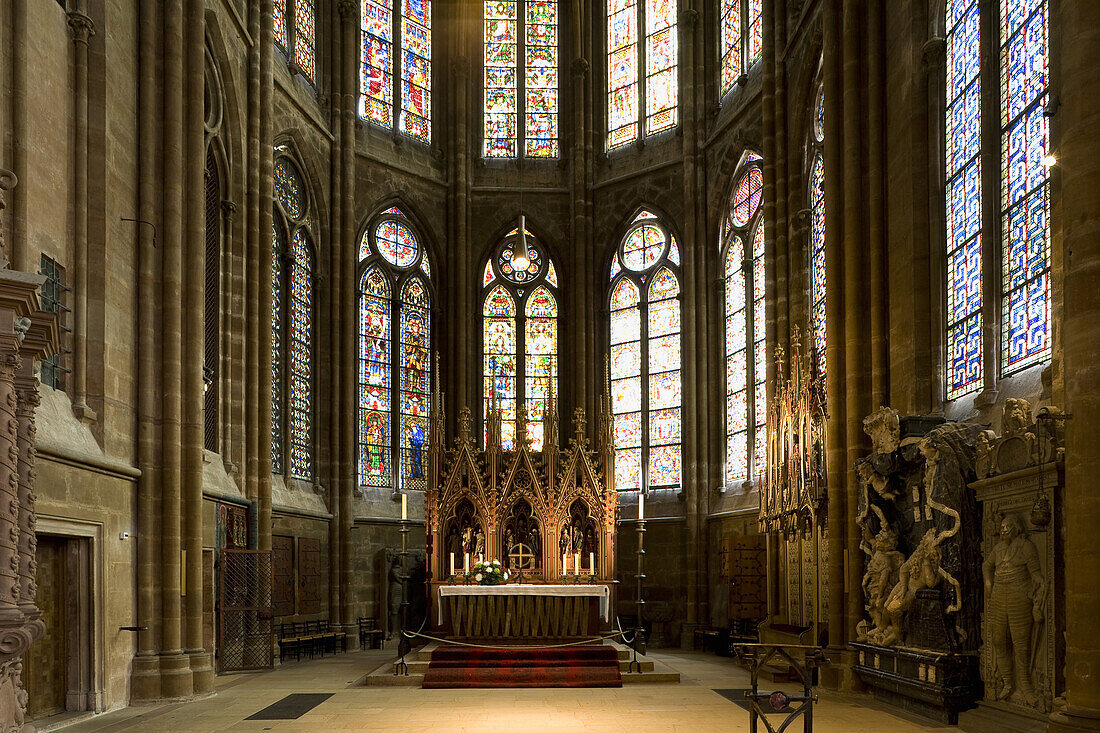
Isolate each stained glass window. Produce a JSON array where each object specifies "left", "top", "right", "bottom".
[
  {"left": 359, "top": 0, "right": 433, "bottom": 143},
  {"left": 272, "top": 151, "right": 314, "bottom": 480},
  {"left": 358, "top": 206, "right": 432, "bottom": 490},
  {"left": 609, "top": 211, "right": 681, "bottom": 491},
  {"left": 999, "top": 0, "right": 1049, "bottom": 375},
  {"left": 607, "top": 0, "right": 676, "bottom": 148},
  {"left": 274, "top": 0, "right": 316, "bottom": 82},
  {"left": 945, "top": 0, "right": 983, "bottom": 399},
  {"left": 720, "top": 2, "right": 765, "bottom": 97},
  {"left": 483, "top": 0, "right": 558, "bottom": 158},
  {"left": 482, "top": 226, "right": 558, "bottom": 450},
  {"left": 288, "top": 229, "right": 314, "bottom": 479},
  {"left": 809, "top": 152, "right": 827, "bottom": 378},
  {"left": 723, "top": 156, "right": 766, "bottom": 485}
]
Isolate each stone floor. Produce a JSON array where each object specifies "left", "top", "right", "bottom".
[{"left": 49, "top": 648, "right": 958, "bottom": 732}]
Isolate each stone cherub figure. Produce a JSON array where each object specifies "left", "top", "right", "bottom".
[
  {"left": 861, "top": 528, "right": 905, "bottom": 641},
  {"left": 876, "top": 529, "right": 943, "bottom": 647},
  {"left": 984, "top": 513, "right": 1045, "bottom": 707},
  {"left": 856, "top": 459, "right": 900, "bottom": 502}
]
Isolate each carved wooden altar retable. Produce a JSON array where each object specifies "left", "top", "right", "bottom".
[{"left": 422, "top": 380, "right": 619, "bottom": 639}]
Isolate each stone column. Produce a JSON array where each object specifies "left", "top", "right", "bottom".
[
  {"left": 66, "top": 6, "right": 95, "bottom": 423},
  {"left": 1049, "top": 2, "right": 1100, "bottom": 730},
  {"left": 257, "top": 0, "right": 274, "bottom": 554}
]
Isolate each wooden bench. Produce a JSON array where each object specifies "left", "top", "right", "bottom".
[{"left": 358, "top": 616, "right": 384, "bottom": 649}]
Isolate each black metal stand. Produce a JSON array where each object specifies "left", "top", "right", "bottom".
[
  {"left": 628, "top": 515, "right": 647, "bottom": 673},
  {"left": 394, "top": 517, "right": 411, "bottom": 676},
  {"left": 733, "top": 643, "right": 829, "bottom": 733}
]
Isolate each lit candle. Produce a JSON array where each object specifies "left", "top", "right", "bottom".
[
  {"left": 590, "top": 552, "right": 595, "bottom": 575},
  {"left": 563, "top": 552, "right": 568, "bottom": 575},
  {"left": 479, "top": 553, "right": 483, "bottom": 564},
  {"left": 574, "top": 552, "right": 580, "bottom": 575},
  {"left": 464, "top": 553, "right": 470, "bottom": 572},
  {"left": 638, "top": 492, "right": 645, "bottom": 521},
  {"left": 450, "top": 552, "right": 455, "bottom": 577},
  {"left": 401, "top": 493, "right": 407, "bottom": 520}
]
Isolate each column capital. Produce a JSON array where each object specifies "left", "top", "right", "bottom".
[
  {"left": 221, "top": 200, "right": 239, "bottom": 222},
  {"left": 337, "top": 0, "right": 357, "bottom": 20},
  {"left": 66, "top": 11, "right": 96, "bottom": 46}
]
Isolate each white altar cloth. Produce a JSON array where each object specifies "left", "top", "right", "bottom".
[{"left": 437, "top": 584, "right": 611, "bottom": 624}]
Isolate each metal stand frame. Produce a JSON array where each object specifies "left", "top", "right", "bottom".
[
  {"left": 394, "top": 517, "right": 411, "bottom": 676},
  {"left": 733, "top": 643, "right": 829, "bottom": 733},
  {"left": 628, "top": 514, "right": 647, "bottom": 673}
]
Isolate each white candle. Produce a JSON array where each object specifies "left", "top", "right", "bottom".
[
  {"left": 563, "top": 552, "right": 568, "bottom": 575},
  {"left": 479, "top": 553, "right": 483, "bottom": 564},
  {"left": 638, "top": 492, "right": 645, "bottom": 520},
  {"left": 401, "top": 493, "right": 407, "bottom": 520},
  {"left": 450, "top": 552, "right": 455, "bottom": 577},
  {"left": 574, "top": 552, "right": 580, "bottom": 575},
  {"left": 464, "top": 553, "right": 470, "bottom": 572},
  {"left": 590, "top": 552, "right": 595, "bottom": 575}
]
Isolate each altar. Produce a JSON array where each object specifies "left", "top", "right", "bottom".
[
  {"left": 420, "top": 386, "right": 620, "bottom": 643},
  {"left": 437, "top": 584, "right": 611, "bottom": 639}
]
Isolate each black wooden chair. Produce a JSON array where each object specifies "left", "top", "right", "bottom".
[
  {"left": 358, "top": 616, "right": 384, "bottom": 649},
  {"left": 277, "top": 623, "right": 303, "bottom": 662}
]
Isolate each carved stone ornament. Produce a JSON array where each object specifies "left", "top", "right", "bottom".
[
  {"left": 975, "top": 400, "right": 1064, "bottom": 480},
  {"left": 863, "top": 406, "right": 901, "bottom": 455}
]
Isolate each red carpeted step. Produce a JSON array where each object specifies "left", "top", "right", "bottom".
[{"left": 422, "top": 645, "right": 623, "bottom": 689}]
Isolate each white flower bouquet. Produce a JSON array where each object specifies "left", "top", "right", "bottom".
[{"left": 468, "top": 559, "right": 509, "bottom": 586}]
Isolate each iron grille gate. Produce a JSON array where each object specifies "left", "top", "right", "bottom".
[{"left": 218, "top": 549, "right": 274, "bottom": 673}]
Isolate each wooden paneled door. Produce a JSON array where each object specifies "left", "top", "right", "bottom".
[
  {"left": 24, "top": 535, "right": 69, "bottom": 719},
  {"left": 726, "top": 535, "right": 767, "bottom": 623}
]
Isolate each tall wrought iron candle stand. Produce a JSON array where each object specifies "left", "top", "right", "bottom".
[
  {"left": 629, "top": 511, "right": 647, "bottom": 672},
  {"left": 394, "top": 517, "right": 412, "bottom": 675}
]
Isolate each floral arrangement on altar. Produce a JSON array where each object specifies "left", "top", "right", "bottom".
[{"left": 468, "top": 559, "right": 509, "bottom": 585}]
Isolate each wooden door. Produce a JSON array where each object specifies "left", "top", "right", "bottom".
[
  {"left": 727, "top": 535, "right": 767, "bottom": 622},
  {"left": 272, "top": 535, "right": 295, "bottom": 617},
  {"left": 298, "top": 538, "right": 320, "bottom": 615},
  {"left": 25, "top": 535, "right": 69, "bottom": 719}
]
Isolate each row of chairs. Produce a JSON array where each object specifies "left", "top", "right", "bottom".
[{"left": 277, "top": 620, "right": 348, "bottom": 662}]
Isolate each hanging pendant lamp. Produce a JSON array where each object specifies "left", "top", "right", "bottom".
[{"left": 512, "top": 214, "right": 531, "bottom": 271}]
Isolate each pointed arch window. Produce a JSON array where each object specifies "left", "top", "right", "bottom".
[
  {"left": 482, "top": 225, "right": 559, "bottom": 450},
  {"left": 607, "top": 0, "right": 677, "bottom": 150},
  {"left": 722, "top": 156, "right": 766, "bottom": 485},
  {"left": 608, "top": 211, "right": 682, "bottom": 491},
  {"left": 483, "top": 0, "right": 559, "bottom": 158},
  {"left": 719, "top": 0, "right": 763, "bottom": 95},
  {"left": 808, "top": 84, "right": 827, "bottom": 380},
  {"left": 272, "top": 151, "right": 315, "bottom": 480},
  {"left": 358, "top": 207, "right": 433, "bottom": 491},
  {"left": 273, "top": 0, "right": 317, "bottom": 83},
  {"left": 361, "top": 0, "right": 432, "bottom": 142},
  {"left": 943, "top": 0, "right": 1050, "bottom": 400}
]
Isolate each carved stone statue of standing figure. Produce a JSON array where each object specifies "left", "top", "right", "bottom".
[
  {"left": 877, "top": 529, "right": 943, "bottom": 647},
  {"left": 983, "top": 513, "right": 1044, "bottom": 707},
  {"left": 386, "top": 557, "right": 403, "bottom": 640}
]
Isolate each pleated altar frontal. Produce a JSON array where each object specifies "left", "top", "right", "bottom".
[{"left": 437, "top": 585, "right": 611, "bottom": 640}]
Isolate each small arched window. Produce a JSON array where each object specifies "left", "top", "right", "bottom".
[
  {"left": 482, "top": 222, "right": 559, "bottom": 450},
  {"left": 608, "top": 210, "right": 682, "bottom": 492},
  {"left": 358, "top": 207, "right": 433, "bottom": 491},
  {"left": 272, "top": 150, "right": 316, "bottom": 480},
  {"left": 808, "top": 84, "right": 826, "bottom": 379}
]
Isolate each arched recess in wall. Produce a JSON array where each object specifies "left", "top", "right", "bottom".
[
  {"left": 481, "top": 221, "right": 560, "bottom": 452},
  {"left": 271, "top": 144, "right": 317, "bottom": 483},
  {"left": 720, "top": 150, "right": 766, "bottom": 487},
  {"left": 607, "top": 207, "right": 683, "bottom": 493},
  {"left": 357, "top": 203, "right": 434, "bottom": 493}
]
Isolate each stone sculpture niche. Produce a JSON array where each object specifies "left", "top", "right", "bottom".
[{"left": 851, "top": 408, "right": 984, "bottom": 724}]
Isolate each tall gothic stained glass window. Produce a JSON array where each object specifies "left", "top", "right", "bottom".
[
  {"left": 274, "top": 0, "right": 317, "bottom": 83},
  {"left": 483, "top": 0, "right": 559, "bottom": 158},
  {"left": 358, "top": 207, "right": 433, "bottom": 491},
  {"left": 609, "top": 211, "right": 682, "bottom": 491},
  {"left": 723, "top": 156, "right": 766, "bottom": 485},
  {"left": 607, "top": 0, "right": 677, "bottom": 149},
  {"left": 999, "top": 0, "right": 1050, "bottom": 375},
  {"left": 945, "top": 0, "right": 983, "bottom": 398},
  {"left": 809, "top": 151, "right": 826, "bottom": 379},
  {"left": 482, "top": 225, "right": 559, "bottom": 449},
  {"left": 360, "top": 0, "right": 432, "bottom": 142},
  {"left": 272, "top": 151, "right": 315, "bottom": 480}
]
